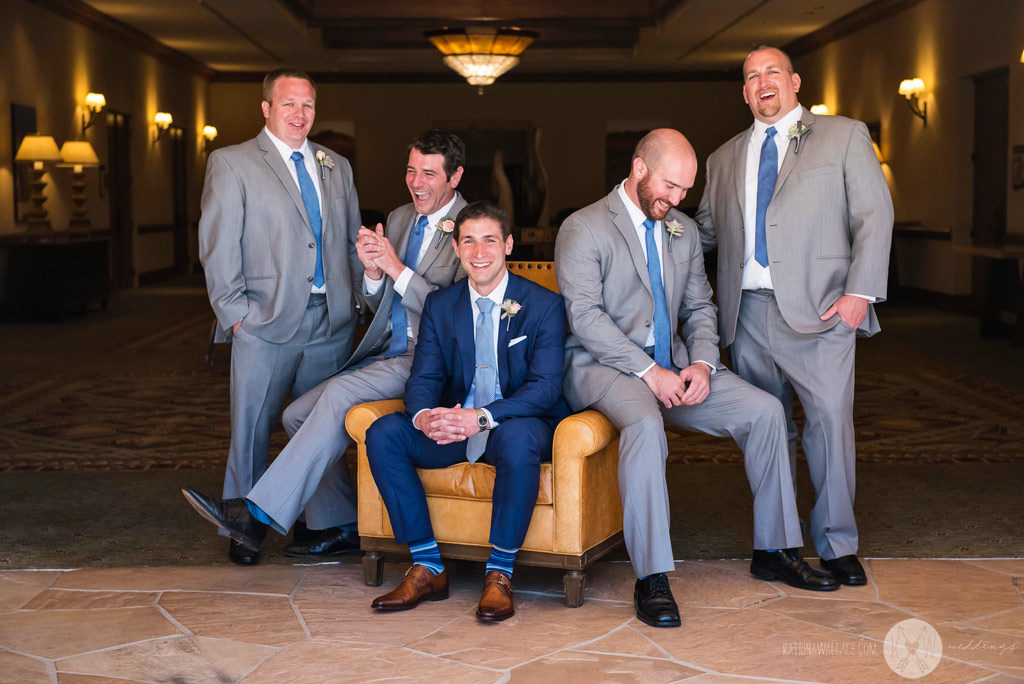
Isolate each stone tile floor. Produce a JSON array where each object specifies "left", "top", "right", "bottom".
[{"left": 0, "top": 557, "right": 1021, "bottom": 683}]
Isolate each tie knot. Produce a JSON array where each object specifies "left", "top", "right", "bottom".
[
  {"left": 643, "top": 218, "right": 657, "bottom": 232},
  {"left": 415, "top": 215, "right": 428, "bottom": 230},
  {"left": 290, "top": 150, "right": 304, "bottom": 162},
  {"left": 476, "top": 297, "right": 495, "bottom": 315},
  {"left": 765, "top": 126, "right": 777, "bottom": 139}
]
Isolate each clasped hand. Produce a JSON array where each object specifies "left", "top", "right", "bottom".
[
  {"left": 642, "top": 363, "right": 711, "bottom": 409},
  {"left": 355, "top": 224, "right": 404, "bottom": 281},
  {"left": 414, "top": 403, "right": 481, "bottom": 445}
]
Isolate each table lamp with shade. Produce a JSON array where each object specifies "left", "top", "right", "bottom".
[
  {"left": 58, "top": 140, "right": 100, "bottom": 231},
  {"left": 14, "top": 134, "right": 63, "bottom": 236}
]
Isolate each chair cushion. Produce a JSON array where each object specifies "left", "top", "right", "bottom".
[{"left": 417, "top": 462, "right": 553, "bottom": 506}]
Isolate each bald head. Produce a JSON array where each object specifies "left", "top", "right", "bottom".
[{"left": 626, "top": 128, "right": 697, "bottom": 221}]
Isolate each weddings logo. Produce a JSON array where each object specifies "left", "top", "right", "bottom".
[{"left": 883, "top": 618, "right": 942, "bottom": 679}]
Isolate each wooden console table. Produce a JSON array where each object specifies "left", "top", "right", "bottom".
[
  {"left": 953, "top": 243, "right": 1024, "bottom": 346},
  {"left": 0, "top": 237, "right": 111, "bottom": 321}
]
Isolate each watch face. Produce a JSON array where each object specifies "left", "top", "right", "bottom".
[{"left": 477, "top": 411, "right": 488, "bottom": 429}]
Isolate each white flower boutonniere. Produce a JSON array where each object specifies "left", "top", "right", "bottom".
[
  {"left": 315, "top": 150, "right": 335, "bottom": 181},
  {"left": 436, "top": 217, "right": 455, "bottom": 234},
  {"left": 787, "top": 121, "right": 811, "bottom": 155},
  {"left": 500, "top": 299, "right": 522, "bottom": 331},
  {"left": 665, "top": 219, "right": 684, "bottom": 238}
]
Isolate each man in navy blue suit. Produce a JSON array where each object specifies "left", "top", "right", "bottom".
[{"left": 365, "top": 200, "right": 569, "bottom": 622}]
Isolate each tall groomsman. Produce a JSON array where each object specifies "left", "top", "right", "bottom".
[
  {"left": 198, "top": 68, "right": 362, "bottom": 565},
  {"left": 696, "top": 45, "right": 893, "bottom": 585}
]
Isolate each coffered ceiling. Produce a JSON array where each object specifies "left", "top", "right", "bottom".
[{"left": 68, "top": 0, "right": 904, "bottom": 81}]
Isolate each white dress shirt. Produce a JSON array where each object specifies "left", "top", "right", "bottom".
[{"left": 263, "top": 127, "right": 325, "bottom": 294}]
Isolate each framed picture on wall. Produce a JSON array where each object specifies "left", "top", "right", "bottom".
[{"left": 10, "top": 103, "right": 37, "bottom": 223}]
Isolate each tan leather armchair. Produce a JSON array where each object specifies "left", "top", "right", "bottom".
[{"left": 344, "top": 261, "right": 623, "bottom": 607}]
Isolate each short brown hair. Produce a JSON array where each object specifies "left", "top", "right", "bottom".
[
  {"left": 454, "top": 201, "right": 511, "bottom": 241},
  {"left": 262, "top": 68, "right": 316, "bottom": 103}
]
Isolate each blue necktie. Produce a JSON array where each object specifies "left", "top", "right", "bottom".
[
  {"left": 754, "top": 126, "right": 778, "bottom": 268},
  {"left": 643, "top": 219, "right": 671, "bottom": 370},
  {"left": 290, "top": 151, "right": 324, "bottom": 288},
  {"left": 386, "top": 215, "right": 429, "bottom": 357},
  {"left": 466, "top": 297, "right": 496, "bottom": 463}
]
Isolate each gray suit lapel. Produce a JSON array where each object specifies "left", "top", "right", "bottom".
[
  {"left": 313, "top": 144, "right": 332, "bottom": 233},
  {"left": 258, "top": 133, "right": 313, "bottom": 235},
  {"left": 774, "top": 111, "right": 815, "bottom": 199},
  {"left": 731, "top": 130, "right": 749, "bottom": 221},
  {"left": 609, "top": 192, "right": 653, "bottom": 295},
  {"left": 661, "top": 217, "right": 678, "bottom": 315}
]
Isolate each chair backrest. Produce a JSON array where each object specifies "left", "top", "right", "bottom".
[{"left": 507, "top": 261, "right": 558, "bottom": 293}]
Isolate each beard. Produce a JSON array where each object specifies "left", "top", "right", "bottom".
[{"left": 637, "top": 174, "right": 670, "bottom": 220}]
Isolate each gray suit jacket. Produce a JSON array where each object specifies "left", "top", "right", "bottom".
[
  {"left": 555, "top": 187, "right": 722, "bottom": 411},
  {"left": 696, "top": 111, "right": 893, "bottom": 345},
  {"left": 343, "top": 196, "right": 467, "bottom": 370},
  {"left": 199, "top": 129, "right": 363, "bottom": 345}
]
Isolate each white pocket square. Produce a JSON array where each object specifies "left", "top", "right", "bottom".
[{"left": 508, "top": 335, "right": 527, "bottom": 347}]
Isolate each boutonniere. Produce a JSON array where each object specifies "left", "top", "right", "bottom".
[
  {"left": 500, "top": 299, "right": 522, "bottom": 331},
  {"left": 431, "top": 216, "right": 455, "bottom": 248},
  {"left": 787, "top": 121, "right": 811, "bottom": 155},
  {"left": 314, "top": 150, "right": 335, "bottom": 181},
  {"left": 665, "top": 219, "right": 684, "bottom": 238}
]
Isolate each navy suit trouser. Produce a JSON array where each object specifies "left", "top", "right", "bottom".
[{"left": 365, "top": 412, "right": 553, "bottom": 550}]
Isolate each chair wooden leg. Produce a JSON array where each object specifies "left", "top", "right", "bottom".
[
  {"left": 363, "top": 551, "right": 384, "bottom": 586},
  {"left": 563, "top": 570, "right": 585, "bottom": 607}
]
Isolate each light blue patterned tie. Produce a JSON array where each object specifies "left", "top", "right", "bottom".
[
  {"left": 466, "top": 297, "right": 496, "bottom": 463},
  {"left": 386, "top": 214, "right": 428, "bottom": 357},
  {"left": 754, "top": 126, "right": 778, "bottom": 268},
  {"left": 290, "top": 151, "right": 324, "bottom": 288},
  {"left": 644, "top": 219, "right": 671, "bottom": 370}
]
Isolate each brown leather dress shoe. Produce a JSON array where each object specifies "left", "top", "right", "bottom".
[
  {"left": 476, "top": 570, "right": 515, "bottom": 622},
  {"left": 371, "top": 565, "right": 448, "bottom": 612}
]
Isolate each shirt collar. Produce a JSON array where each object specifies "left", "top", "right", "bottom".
[
  {"left": 264, "top": 126, "right": 313, "bottom": 164},
  {"left": 467, "top": 269, "right": 510, "bottom": 308},
  {"left": 422, "top": 192, "right": 461, "bottom": 232},
  {"left": 751, "top": 104, "right": 804, "bottom": 143},
  {"left": 616, "top": 181, "right": 655, "bottom": 230}
]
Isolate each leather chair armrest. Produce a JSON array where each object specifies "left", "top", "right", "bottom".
[
  {"left": 550, "top": 409, "right": 621, "bottom": 553},
  {"left": 345, "top": 399, "right": 406, "bottom": 444}
]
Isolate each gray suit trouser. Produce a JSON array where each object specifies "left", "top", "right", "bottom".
[
  {"left": 732, "top": 290, "right": 858, "bottom": 561},
  {"left": 246, "top": 349, "right": 414, "bottom": 534},
  {"left": 224, "top": 294, "right": 345, "bottom": 507},
  {"left": 592, "top": 368, "right": 803, "bottom": 579}
]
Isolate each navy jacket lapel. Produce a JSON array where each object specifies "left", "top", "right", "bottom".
[
  {"left": 496, "top": 273, "right": 521, "bottom": 394},
  {"left": 453, "top": 281, "right": 476, "bottom": 398}
]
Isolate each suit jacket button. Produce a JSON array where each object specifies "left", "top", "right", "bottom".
[
  {"left": 309, "top": 242, "right": 315, "bottom": 248},
  {"left": 307, "top": 276, "right": 314, "bottom": 282}
]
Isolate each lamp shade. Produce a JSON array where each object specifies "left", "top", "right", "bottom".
[
  {"left": 15, "top": 134, "right": 62, "bottom": 163},
  {"left": 898, "top": 78, "right": 925, "bottom": 97},
  {"left": 427, "top": 27, "right": 537, "bottom": 87},
  {"left": 59, "top": 140, "right": 100, "bottom": 167}
]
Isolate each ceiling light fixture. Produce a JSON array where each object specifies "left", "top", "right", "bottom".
[{"left": 426, "top": 27, "right": 538, "bottom": 94}]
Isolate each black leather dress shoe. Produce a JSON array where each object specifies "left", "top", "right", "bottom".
[
  {"left": 750, "top": 549, "right": 840, "bottom": 591},
  {"left": 821, "top": 555, "right": 867, "bottom": 586},
  {"left": 228, "top": 539, "right": 260, "bottom": 566},
  {"left": 283, "top": 526, "right": 360, "bottom": 558},
  {"left": 181, "top": 487, "right": 267, "bottom": 552},
  {"left": 634, "top": 573, "right": 681, "bottom": 628}
]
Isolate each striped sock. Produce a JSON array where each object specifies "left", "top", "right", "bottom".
[
  {"left": 486, "top": 545, "right": 518, "bottom": 578},
  {"left": 245, "top": 499, "right": 272, "bottom": 525},
  {"left": 409, "top": 538, "right": 444, "bottom": 575}
]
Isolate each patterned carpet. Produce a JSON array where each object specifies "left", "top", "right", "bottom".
[{"left": 1, "top": 306, "right": 1022, "bottom": 471}]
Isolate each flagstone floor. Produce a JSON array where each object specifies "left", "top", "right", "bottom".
[{"left": 1, "top": 557, "right": 1021, "bottom": 683}]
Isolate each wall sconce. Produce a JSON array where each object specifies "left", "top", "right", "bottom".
[
  {"left": 14, "top": 134, "right": 63, "bottom": 236},
  {"left": 81, "top": 92, "right": 106, "bottom": 135},
  {"left": 153, "top": 112, "right": 173, "bottom": 143},
  {"left": 202, "top": 124, "right": 218, "bottom": 152},
  {"left": 810, "top": 104, "right": 830, "bottom": 115},
  {"left": 58, "top": 140, "right": 100, "bottom": 231},
  {"left": 898, "top": 78, "right": 927, "bottom": 124}
]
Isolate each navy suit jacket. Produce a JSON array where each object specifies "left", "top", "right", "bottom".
[{"left": 405, "top": 271, "right": 571, "bottom": 430}]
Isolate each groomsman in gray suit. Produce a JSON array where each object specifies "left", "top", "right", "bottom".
[
  {"left": 198, "top": 68, "right": 363, "bottom": 565},
  {"left": 556, "top": 129, "right": 837, "bottom": 629},
  {"left": 184, "top": 130, "right": 467, "bottom": 562},
  {"left": 696, "top": 46, "right": 893, "bottom": 586}
]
